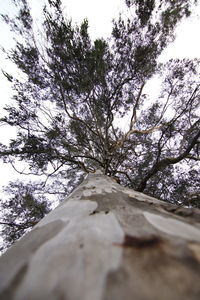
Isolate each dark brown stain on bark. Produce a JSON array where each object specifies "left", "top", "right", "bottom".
[{"left": 121, "top": 235, "right": 162, "bottom": 249}]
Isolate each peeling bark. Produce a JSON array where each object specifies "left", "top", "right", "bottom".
[{"left": 0, "top": 170, "right": 200, "bottom": 300}]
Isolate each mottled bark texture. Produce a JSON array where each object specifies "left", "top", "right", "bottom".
[{"left": 0, "top": 170, "right": 200, "bottom": 300}]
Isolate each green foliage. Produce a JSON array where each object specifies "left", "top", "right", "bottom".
[
  {"left": 0, "top": 181, "right": 51, "bottom": 251},
  {"left": 0, "top": 0, "right": 199, "bottom": 248}
]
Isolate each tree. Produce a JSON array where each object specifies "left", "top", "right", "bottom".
[
  {"left": 0, "top": 170, "right": 200, "bottom": 299},
  {"left": 0, "top": 181, "right": 51, "bottom": 251},
  {"left": 0, "top": 0, "right": 199, "bottom": 248}
]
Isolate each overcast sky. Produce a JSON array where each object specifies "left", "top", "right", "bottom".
[{"left": 0, "top": 0, "right": 200, "bottom": 188}]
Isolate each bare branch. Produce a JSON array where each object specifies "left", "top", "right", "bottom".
[
  {"left": 186, "top": 155, "right": 200, "bottom": 161},
  {"left": 130, "top": 82, "right": 145, "bottom": 130},
  {"left": 115, "top": 125, "right": 161, "bottom": 149}
]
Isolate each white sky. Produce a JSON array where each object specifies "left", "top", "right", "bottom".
[{"left": 0, "top": 0, "right": 200, "bottom": 188}]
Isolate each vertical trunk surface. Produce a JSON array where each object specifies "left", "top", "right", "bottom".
[{"left": 0, "top": 171, "right": 200, "bottom": 300}]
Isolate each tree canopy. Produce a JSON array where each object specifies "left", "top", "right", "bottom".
[{"left": 0, "top": 0, "right": 199, "bottom": 249}]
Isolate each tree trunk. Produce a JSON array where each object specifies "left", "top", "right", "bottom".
[{"left": 0, "top": 170, "right": 200, "bottom": 300}]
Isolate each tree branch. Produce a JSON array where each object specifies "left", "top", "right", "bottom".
[
  {"left": 186, "top": 155, "right": 200, "bottom": 161},
  {"left": 58, "top": 83, "right": 100, "bottom": 138},
  {"left": 137, "top": 127, "right": 200, "bottom": 192},
  {"left": 129, "top": 82, "right": 145, "bottom": 130}
]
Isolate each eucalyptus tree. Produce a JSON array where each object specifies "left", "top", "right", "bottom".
[
  {"left": 0, "top": 0, "right": 199, "bottom": 247},
  {"left": 1, "top": 170, "right": 200, "bottom": 300}
]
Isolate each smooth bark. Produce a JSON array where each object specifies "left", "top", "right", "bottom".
[{"left": 0, "top": 170, "right": 200, "bottom": 300}]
